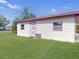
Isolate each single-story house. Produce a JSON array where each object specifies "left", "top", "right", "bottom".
[{"left": 17, "top": 11, "right": 79, "bottom": 42}]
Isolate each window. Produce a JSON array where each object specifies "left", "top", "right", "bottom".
[
  {"left": 53, "top": 21, "right": 62, "bottom": 31},
  {"left": 21, "top": 24, "right": 24, "bottom": 30}
]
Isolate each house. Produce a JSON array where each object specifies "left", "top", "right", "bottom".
[
  {"left": 0, "top": 26, "right": 5, "bottom": 31},
  {"left": 17, "top": 11, "right": 79, "bottom": 42},
  {"left": 6, "top": 26, "right": 12, "bottom": 31}
]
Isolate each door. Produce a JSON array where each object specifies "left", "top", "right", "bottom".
[{"left": 30, "top": 22, "right": 36, "bottom": 37}]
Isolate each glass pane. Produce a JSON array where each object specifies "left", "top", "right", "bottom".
[
  {"left": 53, "top": 27, "right": 62, "bottom": 31},
  {"left": 21, "top": 24, "right": 24, "bottom": 30},
  {"left": 53, "top": 21, "right": 62, "bottom": 31},
  {"left": 53, "top": 22, "right": 62, "bottom": 26}
]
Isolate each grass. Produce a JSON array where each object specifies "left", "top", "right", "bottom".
[{"left": 0, "top": 32, "right": 79, "bottom": 59}]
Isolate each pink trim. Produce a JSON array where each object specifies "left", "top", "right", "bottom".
[
  {"left": 74, "top": 15, "right": 79, "bottom": 23},
  {"left": 30, "top": 21, "right": 36, "bottom": 36}
]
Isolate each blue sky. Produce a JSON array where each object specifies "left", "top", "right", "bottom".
[{"left": 0, "top": 0, "right": 79, "bottom": 21}]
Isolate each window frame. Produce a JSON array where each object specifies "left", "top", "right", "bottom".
[
  {"left": 20, "top": 24, "right": 25, "bottom": 30},
  {"left": 53, "top": 21, "right": 63, "bottom": 31}
]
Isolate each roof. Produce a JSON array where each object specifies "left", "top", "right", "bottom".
[{"left": 17, "top": 11, "right": 79, "bottom": 23}]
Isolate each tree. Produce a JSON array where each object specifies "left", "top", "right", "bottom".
[
  {"left": 12, "top": 7, "right": 36, "bottom": 33},
  {"left": 21, "top": 7, "right": 36, "bottom": 19},
  {"left": 22, "top": 8, "right": 30, "bottom": 19},
  {"left": 12, "top": 21, "right": 17, "bottom": 33},
  {"left": 76, "top": 25, "right": 79, "bottom": 33},
  {"left": 0, "top": 15, "right": 9, "bottom": 30},
  {"left": 12, "top": 18, "right": 19, "bottom": 33},
  {"left": 30, "top": 12, "right": 36, "bottom": 18}
]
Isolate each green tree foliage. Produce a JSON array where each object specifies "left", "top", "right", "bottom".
[
  {"left": 0, "top": 15, "right": 9, "bottom": 30},
  {"left": 76, "top": 25, "right": 79, "bottom": 33},
  {"left": 12, "top": 7, "right": 36, "bottom": 33},
  {"left": 30, "top": 12, "right": 36, "bottom": 18},
  {"left": 21, "top": 7, "right": 36, "bottom": 19},
  {"left": 12, "top": 18, "right": 18, "bottom": 33}
]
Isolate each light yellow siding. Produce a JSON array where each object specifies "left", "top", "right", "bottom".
[
  {"left": 17, "top": 16, "right": 76, "bottom": 42},
  {"left": 17, "top": 23, "right": 30, "bottom": 37},
  {"left": 36, "top": 16, "right": 75, "bottom": 42}
]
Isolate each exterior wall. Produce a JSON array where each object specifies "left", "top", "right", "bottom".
[
  {"left": 17, "top": 22, "right": 30, "bottom": 37},
  {"left": 36, "top": 16, "right": 76, "bottom": 42},
  {"left": 17, "top": 16, "right": 76, "bottom": 42}
]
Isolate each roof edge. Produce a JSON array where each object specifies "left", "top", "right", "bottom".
[{"left": 17, "top": 11, "right": 79, "bottom": 23}]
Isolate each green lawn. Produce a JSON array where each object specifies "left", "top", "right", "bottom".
[{"left": 0, "top": 32, "right": 79, "bottom": 59}]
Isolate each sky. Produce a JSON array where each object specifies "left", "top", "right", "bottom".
[{"left": 0, "top": 0, "right": 79, "bottom": 21}]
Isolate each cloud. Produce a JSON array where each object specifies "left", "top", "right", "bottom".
[
  {"left": 51, "top": 9, "right": 56, "bottom": 12},
  {"left": 51, "top": 9, "right": 57, "bottom": 14},
  {"left": 7, "top": 4, "right": 21, "bottom": 9},
  {"left": 0, "top": 0, "right": 7, "bottom": 3},
  {"left": 0, "top": 6, "right": 4, "bottom": 9},
  {"left": 0, "top": 0, "right": 21, "bottom": 9},
  {"left": 62, "top": 6, "right": 67, "bottom": 9}
]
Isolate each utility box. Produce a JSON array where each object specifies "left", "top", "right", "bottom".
[{"left": 35, "top": 34, "right": 41, "bottom": 39}]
